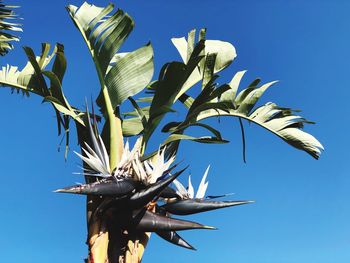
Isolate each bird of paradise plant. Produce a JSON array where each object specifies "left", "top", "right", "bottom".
[{"left": 0, "top": 2, "right": 323, "bottom": 263}]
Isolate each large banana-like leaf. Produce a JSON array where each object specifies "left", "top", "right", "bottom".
[
  {"left": 0, "top": 43, "right": 54, "bottom": 96},
  {"left": 119, "top": 33, "right": 228, "bottom": 142},
  {"left": 153, "top": 59, "right": 231, "bottom": 157},
  {"left": 0, "top": 43, "right": 84, "bottom": 157},
  {"left": 67, "top": 2, "right": 154, "bottom": 110},
  {"left": 142, "top": 42, "right": 205, "bottom": 146},
  {"left": 131, "top": 40, "right": 230, "bottom": 150},
  {"left": 124, "top": 31, "right": 323, "bottom": 159},
  {"left": 0, "top": 44, "right": 83, "bottom": 123},
  {"left": 104, "top": 43, "right": 154, "bottom": 107},
  {"left": 182, "top": 72, "right": 324, "bottom": 159},
  {"left": 171, "top": 28, "right": 236, "bottom": 100},
  {"left": 0, "top": 1, "right": 22, "bottom": 56}
]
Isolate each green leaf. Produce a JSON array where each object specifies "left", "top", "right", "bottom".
[
  {"left": 236, "top": 80, "right": 278, "bottom": 115},
  {"left": 0, "top": 3, "right": 22, "bottom": 56},
  {"left": 51, "top": 43, "right": 67, "bottom": 83},
  {"left": 198, "top": 28, "right": 206, "bottom": 71},
  {"left": 172, "top": 122, "right": 224, "bottom": 140},
  {"left": 172, "top": 36, "right": 236, "bottom": 75},
  {"left": 194, "top": 96, "right": 324, "bottom": 159},
  {"left": 128, "top": 97, "right": 148, "bottom": 129},
  {"left": 202, "top": 53, "right": 216, "bottom": 89},
  {"left": 171, "top": 30, "right": 237, "bottom": 100},
  {"left": 123, "top": 106, "right": 150, "bottom": 118},
  {"left": 0, "top": 44, "right": 56, "bottom": 96},
  {"left": 161, "top": 122, "right": 182, "bottom": 133},
  {"left": 160, "top": 120, "right": 226, "bottom": 158},
  {"left": 144, "top": 61, "right": 186, "bottom": 141},
  {"left": 68, "top": 2, "right": 154, "bottom": 116},
  {"left": 173, "top": 69, "right": 323, "bottom": 159},
  {"left": 136, "top": 96, "right": 153, "bottom": 103},
  {"left": 104, "top": 43, "right": 154, "bottom": 107},
  {"left": 42, "top": 71, "right": 70, "bottom": 109},
  {"left": 234, "top": 78, "right": 261, "bottom": 107},
  {"left": 188, "top": 81, "right": 231, "bottom": 117},
  {"left": 122, "top": 117, "right": 143, "bottom": 137},
  {"left": 63, "top": 115, "right": 70, "bottom": 160},
  {"left": 220, "top": 70, "right": 247, "bottom": 102},
  {"left": 143, "top": 42, "right": 205, "bottom": 145},
  {"left": 178, "top": 93, "right": 193, "bottom": 109},
  {"left": 163, "top": 133, "right": 228, "bottom": 146},
  {"left": 187, "top": 101, "right": 231, "bottom": 122},
  {"left": 187, "top": 29, "right": 196, "bottom": 63},
  {"left": 43, "top": 95, "right": 83, "bottom": 125},
  {"left": 238, "top": 118, "right": 247, "bottom": 163},
  {"left": 23, "top": 45, "right": 50, "bottom": 96},
  {"left": 67, "top": 2, "right": 133, "bottom": 75},
  {"left": 0, "top": 43, "right": 85, "bottom": 158}
]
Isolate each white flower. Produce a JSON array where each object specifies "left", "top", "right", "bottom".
[
  {"left": 74, "top": 135, "right": 111, "bottom": 178},
  {"left": 146, "top": 148, "right": 175, "bottom": 184},
  {"left": 132, "top": 145, "right": 175, "bottom": 185},
  {"left": 76, "top": 134, "right": 175, "bottom": 185},
  {"left": 173, "top": 165, "right": 210, "bottom": 199}
]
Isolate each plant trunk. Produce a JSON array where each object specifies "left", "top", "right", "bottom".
[{"left": 86, "top": 202, "right": 151, "bottom": 263}]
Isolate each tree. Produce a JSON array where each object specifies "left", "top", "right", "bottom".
[{"left": 0, "top": 2, "right": 323, "bottom": 263}]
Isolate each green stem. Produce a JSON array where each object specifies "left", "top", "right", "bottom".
[
  {"left": 94, "top": 61, "right": 122, "bottom": 171},
  {"left": 102, "top": 86, "right": 120, "bottom": 170}
]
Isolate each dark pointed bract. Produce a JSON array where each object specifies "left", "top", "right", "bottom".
[
  {"left": 156, "top": 230, "right": 196, "bottom": 250},
  {"left": 206, "top": 193, "right": 234, "bottom": 199},
  {"left": 92, "top": 168, "right": 187, "bottom": 215},
  {"left": 129, "top": 209, "right": 216, "bottom": 232},
  {"left": 128, "top": 167, "right": 187, "bottom": 208},
  {"left": 162, "top": 199, "right": 254, "bottom": 215},
  {"left": 54, "top": 178, "right": 137, "bottom": 196},
  {"left": 159, "top": 186, "right": 182, "bottom": 199},
  {"left": 154, "top": 203, "right": 196, "bottom": 250}
]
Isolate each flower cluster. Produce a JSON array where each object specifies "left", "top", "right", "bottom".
[{"left": 55, "top": 117, "right": 251, "bottom": 250}]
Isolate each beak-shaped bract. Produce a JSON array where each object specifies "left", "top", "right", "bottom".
[
  {"left": 91, "top": 168, "right": 188, "bottom": 215},
  {"left": 54, "top": 178, "right": 137, "bottom": 196},
  {"left": 130, "top": 209, "right": 216, "bottom": 232},
  {"left": 162, "top": 199, "right": 254, "bottom": 215},
  {"left": 128, "top": 167, "right": 187, "bottom": 208},
  {"left": 159, "top": 186, "right": 182, "bottom": 199},
  {"left": 156, "top": 230, "right": 196, "bottom": 250}
]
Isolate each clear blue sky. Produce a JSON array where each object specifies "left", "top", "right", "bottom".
[{"left": 0, "top": 0, "right": 348, "bottom": 262}]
